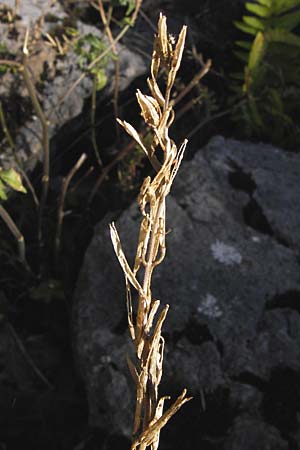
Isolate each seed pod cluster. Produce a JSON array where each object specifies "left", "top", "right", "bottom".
[{"left": 110, "top": 14, "right": 191, "bottom": 450}]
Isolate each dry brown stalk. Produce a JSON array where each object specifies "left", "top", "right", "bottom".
[
  {"left": 7, "top": 321, "right": 54, "bottom": 389},
  {"left": 0, "top": 203, "right": 26, "bottom": 263},
  {"left": 110, "top": 14, "right": 192, "bottom": 450},
  {"left": 55, "top": 153, "right": 87, "bottom": 261},
  {"left": 98, "top": 0, "right": 120, "bottom": 140},
  {"left": 22, "top": 30, "right": 50, "bottom": 243}
]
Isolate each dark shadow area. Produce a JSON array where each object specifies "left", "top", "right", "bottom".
[{"left": 266, "top": 290, "right": 300, "bottom": 315}]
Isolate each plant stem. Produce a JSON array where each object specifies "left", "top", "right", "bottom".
[
  {"left": 55, "top": 153, "right": 87, "bottom": 262},
  {"left": 98, "top": 0, "right": 120, "bottom": 140},
  {"left": 21, "top": 44, "right": 49, "bottom": 244},
  {"left": 171, "top": 58, "right": 212, "bottom": 107},
  {"left": 0, "top": 203, "right": 26, "bottom": 262},
  {"left": 7, "top": 322, "right": 54, "bottom": 389},
  {"left": 47, "top": 25, "right": 128, "bottom": 120},
  {"left": 0, "top": 101, "right": 39, "bottom": 207},
  {"left": 48, "top": 0, "right": 143, "bottom": 120},
  {"left": 91, "top": 76, "right": 103, "bottom": 167}
]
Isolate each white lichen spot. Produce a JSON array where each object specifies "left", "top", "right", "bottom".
[
  {"left": 197, "top": 294, "right": 222, "bottom": 318},
  {"left": 252, "top": 236, "right": 261, "bottom": 243},
  {"left": 211, "top": 240, "right": 242, "bottom": 265},
  {"left": 100, "top": 355, "right": 112, "bottom": 364}
]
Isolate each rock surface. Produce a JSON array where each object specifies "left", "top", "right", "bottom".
[
  {"left": 0, "top": 2, "right": 147, "bottom": 170},
  {"left": 73, "top": 136, "right": 300, "bottom": 449}
]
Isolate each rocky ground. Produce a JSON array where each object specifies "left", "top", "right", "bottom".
[
  {"left": 0, "top": 1, "right": 299, "bottom": 450},
  {"left": 74, "top": 136, "right": 300, "bottom": 450}
]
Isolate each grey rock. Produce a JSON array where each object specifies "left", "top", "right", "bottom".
[
  {"left": 73, "top": 136, "right": 300, "bottom": 444},
  {"left": 0, "top": 8, "right": 147, "bottom": 170},
  {"left": 3, "top": 0, "right": 66, "bottom": 26},
  {"left": 223, "top": 417, "right": 289, "bottom": 450},
  {"left": 228, "top": 382, "right": 263, "bottom": 414},
  {"left": 204, "top": 136, "right": 300, "bottom": 251},
  {"left": 164, "top": 339, "right": 225, "bottom": 393}
]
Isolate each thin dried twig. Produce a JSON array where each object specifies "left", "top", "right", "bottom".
[
  {"left": 7, "top": 322, "right": 54, "bottom": 390},
  {"left": 171, "top": 58, "right": 212, "bottom": 107},
  {"left": 69, "top": 165, "right": 94, "bottom": 194},
  {"left": 87, "top": 133, "right": 146, "bottom": 204},
  {"left": 98, "top": 0, "right": 120, "bottom": 140},
  {"left": 0, "top": 203, "right": 26, "bottom": 263},
  {"left": 22, "top": 29, "right": 50, "bottom": 243},
  {"left": 47, "top": 0, "right": 143, "bottom": 120},
  {"left": 110, "top": 14, "right": 197, "bottom": 450},
  {"left": 55, "top": 153, "right": 87, "bottom": 260},
  {"left": 91, "top": 75, "right": 103, "bottom": 167}
]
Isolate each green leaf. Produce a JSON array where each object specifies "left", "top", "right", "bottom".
[
  {"left": 234, "top": 20, "right": 258, "bottom": 35},
  {"left": 234, "top": 50, "right": 250, "bottom": 63},
  {"left": 121, "top": 15, "right": 134, "bottom": 26},
  {"left": 110, "top": 0, "right": 128, "bottom": 5},
  {"left": 248, "top": 31, "right": 266, "bottom": 71},
  {"left": 125, "top": 0, "right": 135, "bottom": 16},
  {"left": 236, "top": 40, "right": 252, "bottom": 50},
  {"left": 74, "top": 34, "right": 111, "bottom": 73},
  {"left": 248, "top": 96, "right": 264, "bottom": 128},
  {"left": 65, "top": 27, "right": 79, "bottom": 37},
  {"left": 256, "top": 0, "right": 272, "bottom": 7},
  {"left": 0, "top": 179, "right": 7, "bottom": 201},
  {"left": 0, "top": 43, "right": 8, "bottom": 54},
  {"left": 265, "top": 28, "right": 300, "bottom": 47},
  {"left": 0, "top": 65, "right": 9, "bottom": 74},
  {"left": 268, "top": 87, "right": 284, "bottom": 113},
  {"left": 94, "top": 70, "right": 107, "bottom": 90},
  {"left": 243, "top": 15, "right": 266, "bottom": 31},
  {"left": 271, "top": 0, "right": 300, "bottom": 15},
  {"left": 245, "top": 2, "right": 271, "bottom": 17},
  {"left": 271, "top": 10, "right": 300, "bottom": 31},
  {"left": 110, "top": 0, "right": 135, "bottom": 13},
  {"left": 0, "top": 168, "right": 27, "bottom": 193}
]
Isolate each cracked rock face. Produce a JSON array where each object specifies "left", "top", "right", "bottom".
[{"left": 73, "top": 136, "right": 300, "bottom": 449}]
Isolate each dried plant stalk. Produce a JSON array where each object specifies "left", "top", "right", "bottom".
[{"left": 110, "top": 14, "right": 192, "bottom": 450}]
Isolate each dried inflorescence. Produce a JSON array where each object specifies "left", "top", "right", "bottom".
[{"left": 110, "top": 14, "right": 192, "bottom": 450}]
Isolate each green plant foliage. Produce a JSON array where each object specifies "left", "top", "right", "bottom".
[
  {"left": 0, "top": 167, "right": 27, "bottom": 201},
  {"left": 74, "top": 34, "right": 114, "bottom": 90},
  {"left": 0, "top": 43, "right": 7, "bottom": 53},
  {"left": 0, "top": 42, "right": 11, "bottom": 74},
  {"left": 110, "top": 0, "right": 135, "bottom": 16},
  {"left": 232, "top": 0, "right": 300, "bottom": 148}
]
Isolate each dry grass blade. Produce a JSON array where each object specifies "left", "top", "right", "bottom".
[
  {"left": 109, "top": 13, "right": 197, "bottom": 450},
  {"left": 131, "top": 390, "right": 192, "bottom": 450},
  {"left": 110, "top": 222, "right": 145, "bottom": 295}
]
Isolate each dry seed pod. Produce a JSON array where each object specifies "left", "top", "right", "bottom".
[
  {"left": 147, "top": 77, "right": 165, "bottom": 107},
  {"left": 136, "top": 90, "right": 161, "bottom": 128},
  {"left": 151, "top": 39, "right": 161, "bottom": 80},
  {"left": 172, "top": 25, "right": 187, "bottom": 74},
  {"left": 157, "top": 13, "right": 170, "bottom": 62},
  {"left": 116, "top": 119, "right": 149, "bottom": 155},
  {"left": 111, "top": 13, "right": 195, "bottom": 450}
]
